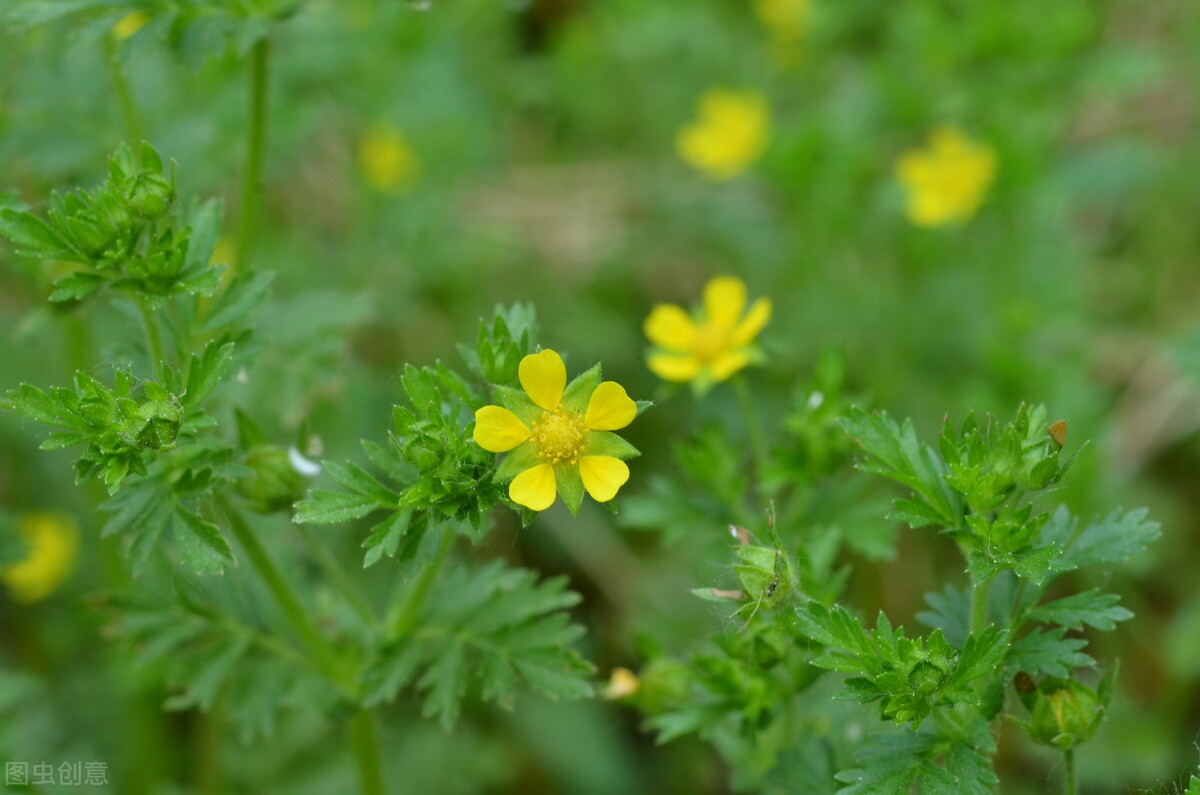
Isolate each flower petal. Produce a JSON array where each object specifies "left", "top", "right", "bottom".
[
  {"left": 732, "top": 297, "right": 771, "bottom": 346},
  {"left": 579, "top": 456, "right": 630, "bottom": 503},
  {"left": 510, "top": 463, "right": 557, "bottom": 511},
  {"left": 644, "top": 304, "right": 697, "bottom": 352},
  {"left": 704, "top": 276, "right": 747, "bottom": 328},
  {"left": 709, "top": 350, "right": 751, "bottom": 382},
  {"left": 473, "top": 406, "right": 531, "bottom": 452},
  {"left": 647, "top": 353, "right": 703, "bottom": 382},
  {"left": 585, "top": 381, "right": 637, "bottom": 431},
  {"left": 519, "top": 349, "right": 566, "bottom": 411}
]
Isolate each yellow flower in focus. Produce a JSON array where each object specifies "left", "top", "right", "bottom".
[
  {"left": 895, "top": 127, "right": 997, "bottom": 228},
  {"left": 473, "top": 350, "right": 640, "bottom": 514},
  {"left": 1, "top": 514, "right": 78, "bottom": 603},
  {"left": 645, "top": 276, "right": 771, "bottom": 392},
  {"left": 604, "top": 667, "right": 640, "bottom": 700},
  {"left": 112, "top": 11, "right": 150, "bottom": 42},
  {"left": 677, "top": 90, "right": 770, "bottom": 181},
  {"left": 358, "top": 123, "right": 421, "bottom": 194}
]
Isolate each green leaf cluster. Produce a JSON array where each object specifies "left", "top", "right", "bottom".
[
  {"left": 796, "top": 602, "right": 1007, "bottom": 729},
  {"left": 363, "top": 561, "right": 593, "bottom": 729},
  {"left": 0, "top": 143, "right": 227, "bottom": 305}
]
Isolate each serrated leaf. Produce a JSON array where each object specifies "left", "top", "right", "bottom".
[
  {"left": 200, "top": 271, "right": 274, "bottom": 334},
  {"left": 1027, "top": 589, "right": 1133, "bottom": 631},
  {"left": 362, "top": 511, "right": 410, "bottom": 568},
  {"left": 293, "top": 490, "right": 386, "bottom": 524},
  {"left": 184, "top": 340, "right": 236, "bottom": 408},
  {"left": 174, "top": 507, "right": 235, "bottom": 575},
  {"left": 1047, "top": 506, "right": 1161, "bottom": 569},
  {"left": 49, "top": 271, "right": 105, "bottom": 302},
  {"left": 1005, "top": 627, "right": 1094, "bottom": 677}
]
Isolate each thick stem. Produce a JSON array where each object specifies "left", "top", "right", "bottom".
[
  {"left": 1064, "top": 748, "right": 1077, "bottom": 795},
  {"left": 388, "top": 524, "right": 454, "bottom": 638},
  {"left": 220, "top": 498, "right": 342, "bottom": 686},
  {"left": 347, "top": 710, "right": 385, "bottom": 795},
  {"left": 236, "top": 36, "right": 270, "bottom": 268},
  {"left": 732, "top": 374, "right": 770, "bottom": 499},
  {"left": 104, "top": 37, "right": 143, "bottom": 142},
  {"left": 970, "top": 572, "right": 996, "bottom": 636}
]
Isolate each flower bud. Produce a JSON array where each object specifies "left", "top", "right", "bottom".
[
  {"left": 125, "top": 173, "right": 175, "bottom": 219},
  {"left": 236, "top": 445, "right": 309, "bottom": 514},
  {"left": 133, "top": 399, "right": 182, "bottom": 450},
  {"left": 1025, "top": 677, "right": 1104, "bottom": 749}
]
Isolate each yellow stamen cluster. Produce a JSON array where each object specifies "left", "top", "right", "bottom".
[{"left": 530, "top": 407, "right": 586, "bottom": 464}]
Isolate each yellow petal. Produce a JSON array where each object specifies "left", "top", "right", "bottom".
[
  {"left": 704, "top": 276, "right": 747, "bottom": 328},
  {"left": 709, "top": 350, "right": 751, "bottom": 382},
  {"left": 579, "top": 456, "right": 630, "bottom": 503},
  {"left": 644, "top": 304, "right": 697, "bottom": 352},
  {"left": 1, "top": 514, "right": 78, "bottom": 603},
  {"left": 647, "top": 353, "right": 703, "bottom": 382},
  {"left": 509, "top": 463, "right": 557, "bottom": 511},
  {"left": 732, "top": 297, "right": 771, "bottom": 346},
  {"left": 473, "top": 406, "right": 531, "bottom": 452},
  {"left": 519, "top": 349, "right": 566, "bottom": 411},
  {"left": 585, "top": 381, "right": 637, "bottom": 431}
]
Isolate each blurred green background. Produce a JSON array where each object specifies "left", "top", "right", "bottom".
[{"left": 2, "top": 0, "right": 1200, "bottom": 792}]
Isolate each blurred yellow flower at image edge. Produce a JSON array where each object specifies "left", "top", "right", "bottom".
[
  {"left": 358, "top": 124, "right": 421, "bottom": 193},
  {"left": 1, "top": 514, "right": 78, "bottom": 603},
  {"left": 474, "top": 350, "right": 640, "bottom": 513},
  {"left": 645, "top": 276, "right": 771, "bottom": 392},
  {"left": 677, "top": 90, "right": 770, "bottom": 181},
  {"left": 896, "top": 126, "right": 996, "bottom": 227}
]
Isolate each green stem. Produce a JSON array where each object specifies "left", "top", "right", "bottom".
[
  {"left": 138, "top": 302, "right": 166, "bottom": 377},
  {"left": 104, "top": 37, "right": 143, "bottom": 142},
  {"left": 389, "top": 524, "right": 454, "bottom": 638},
  {"left": 296, "top": 525, "right": 378, "bottom": 628},
  {"left": 236, "top": 36, "right": 270, "bottom": 268},
  {"left": 220, "top": 498, "right": 343, "bottom": 686},
  {"left": 1064, "top": 747, "right": 1077, "bottom": 795},
  {"left": 347, "top": 710, "right": 385, "bottom": 795},
  {"left": 970, "top": 572, "right": 996, "bottom": 636},
  {"left": 732, "top": 374, "right": 770, "bottom": 499}
]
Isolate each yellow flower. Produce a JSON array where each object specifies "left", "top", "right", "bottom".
[
  {"left": 676, "top": 89, "right": 770, "bottom": 181},
  {"left": 604, "top": 667, "right": 640, "bottom": 700},
  {"left": 473, "top": 350, "right": 640, "bottom": 513},
  {"left": 644, "top": 276, "right": 771, "bottom": 392},
  {"left": 112, "top": 11, "right": 150, "bottom": 42},
  {"left": 895, "top": 126, "right": 997, "bottom": 228},
  {"left": 753, "top": 0, "right": 811, "bottom": 67},
  {"left": 358, "top": 123, "right": 421, "bottom": 194},
  {"left": 1, "top": 514, "right": 79, "bottom": 603}
]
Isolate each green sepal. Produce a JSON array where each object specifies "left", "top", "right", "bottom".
[
  {"left": 583, "top": 431, "right": 640, "bottom": 460},
  {"left": 561, "top": 363, "right": 601, "bottom": 415},
  {"left": 555, "top": 463, "right": 585, "bottom": 517},
  {"left": 495, "top": 441, "right": 541, "bottom": 483},
  {"left": 494, "top": 385, "right": 542, "bottom": 425}
]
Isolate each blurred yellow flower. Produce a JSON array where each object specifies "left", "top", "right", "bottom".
[
  {"left": 645, "top": 276, "right": 771, "bottom": 392},
  {"left": 358, "top": 123, "right": 421, "bottom": 194},
  {"left": 895, "top": 127, "right": 997, "bottom": 228},
  {"left": 604, "top": 667, "right": 640, "bottom": 700},
  {"left": 753, "top": 0, "right": 810, "bottom": 39},
  {"left": 1, "top": 514, "right": 78, "bottom": 603},
  {"left": 112, "top": 11, "right": 150, "bottom": 42},
  {"left": 474, "top": 350, "right": 639, "bottom": 513},
  {"left": 677, "top": 89, "right": 769, "bottom": 181}
]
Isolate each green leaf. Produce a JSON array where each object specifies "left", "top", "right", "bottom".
[
  {"left": 325, "top": 460, "right": 399, "bottom": 504},
  {"left": 48, "top": 271, "right": 105, "bottom": 302},
  {"left": 362, "top": 510, "right": 411, "bottom": 568},
  {"left": 1026, "top": 590, "right": 1133, "bottom": 631},
  {"left": 1045, "top": 506, "right": 1160, "bottom": 569},
  {"left": 495, "top": 441, "right": 541, "bottom": 483},
  {"left": 1005, "top": 628, "right": 1094, "bottom": 677},
  {"left": 184, "top": 340, "right": 236, "bottom": 408},
  {"left": 0, "top": 208, "right": 81, "bottom": 260},
  {"left": 199, "top": 271, "right": 274, "bottom": 334},
  {"left": 173, "top": 507, "right": 236, "bottom": 575},
  {"left": 555, "top": 464, "right": 584, "bottom": 517},
  {"left": 583, "top": 430, "right": 640, "bottom": 460},
  {"left": 561, "top": 363, "right": 601, "bottom": 415},
  {"left": 293, "top": 490, "right": 386, "bottom": 524}
]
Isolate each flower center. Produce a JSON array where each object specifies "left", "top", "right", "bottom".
[
  {"left": 530, "top": 408, "right": 587, "bottom": 464},
  {"left": 693, "top": 321, "right": 733, "bottom": 363}
]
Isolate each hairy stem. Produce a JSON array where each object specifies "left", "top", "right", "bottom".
[
  {"left": 347, "top": 709, "right": 385, "bottom": 795},
  {"left": 138, "top": 302, "right": 166, "bottom": 377},
  {"left": 220, "top": 498, "right": 344, "bottom": 688},
  {"left": 1064, "top": 748, "right": 1077, "bottom": 795},
  {"left": 104, "top": 37, "right": 143, "bottom": 142},
  {"left": 732, "top": 374, "right": 771, "bottom": 499},
  {"left": 389, "top": 524, "right": 454, "bottom": 638},
  {"left": 970, "top": 571, "right": 996, "bottom": 636},
  {"left": 296, "top": 525, "right": 378, "bottom": 628},
  {"left": 236, "top": 36, "right": 270, "bottom": 268}
]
